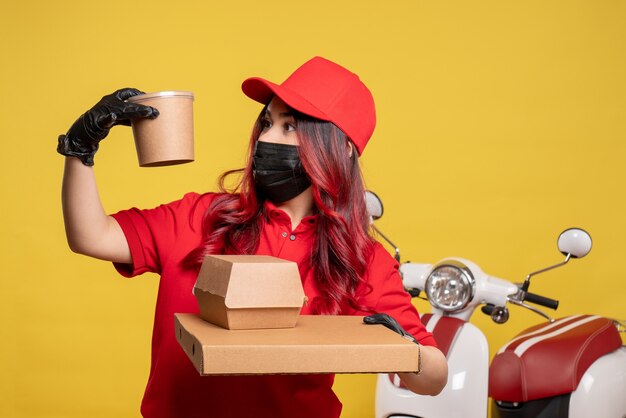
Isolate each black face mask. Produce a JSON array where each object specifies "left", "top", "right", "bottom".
[{"left": 252, "top": 141, "right": 311, "bottom": 204}]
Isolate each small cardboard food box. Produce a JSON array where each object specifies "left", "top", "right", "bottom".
[
  {"left": 183, "top": 254, "right": 420, "bottom": 375},
  {"left": 193, "top": 255, "right": 307, "bottom": 330},
  {"left": 175, "top": 313, "right": 421, "bottom": 375}
]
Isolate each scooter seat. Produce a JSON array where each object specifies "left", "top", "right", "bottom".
[{"left": 489, "top": 314, "right": 621, "bottom": 402}]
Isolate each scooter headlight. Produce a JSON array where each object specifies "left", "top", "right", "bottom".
[{"left": 425, "top": 260, "right": 475, "bottom": 312}]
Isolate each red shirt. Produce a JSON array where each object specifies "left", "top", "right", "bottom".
[{"left": 112, "top": 192, "right": 435, "bottom": 418}]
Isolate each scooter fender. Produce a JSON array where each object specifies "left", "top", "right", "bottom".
[
  {"left": 569, "top": 346, "right": 626, "bottom": 418},
  {"left": 375, "top": 320, "right": 489, "bottom": 418}
]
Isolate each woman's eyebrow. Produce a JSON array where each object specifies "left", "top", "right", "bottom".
[{"left": 265, "top": 109, "right": 294, "bottom": 119}]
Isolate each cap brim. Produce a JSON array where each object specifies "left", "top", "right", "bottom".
[{"left": 242, "top": 77, "right": 329, "bottom": 122}]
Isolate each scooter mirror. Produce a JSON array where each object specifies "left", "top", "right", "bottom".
[
  {"left": 365, "top": 190, "right": 384, "bottom": 220},
  {"left": 364, "top": 190, "right": 400, "bottom": 260},
  {"left": 558, "top": 228, "right": 592, "bottom": 259}
]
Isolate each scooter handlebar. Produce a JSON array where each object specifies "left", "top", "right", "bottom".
[{"left": 524, "top": 292, "right": 559, "bottom": 310}]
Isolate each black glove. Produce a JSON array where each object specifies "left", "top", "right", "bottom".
[
  {"left": 363, "top": 313, "right": 419, "bottom": 344},
  {"left": 57, "top": 88, "right": 159, "bottom": 166}
]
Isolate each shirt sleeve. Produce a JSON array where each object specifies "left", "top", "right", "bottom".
[
  {"left": 361, "top": 243, "right": 437, "bottom": 347},
  {"left": 110, "top": 192, "right": 214, "bottom": 277}
]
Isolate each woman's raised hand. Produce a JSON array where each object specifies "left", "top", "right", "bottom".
[{"left": 57, "top": 88, "right": 159, "bottom": 166}]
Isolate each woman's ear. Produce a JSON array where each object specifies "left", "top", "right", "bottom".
[{"left": 346, "top": 141, "right": 354, "bottom": 158}]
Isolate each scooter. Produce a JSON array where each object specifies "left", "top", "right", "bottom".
[{"left": 365, "top": 191, "right": 626, "bottom": 418}]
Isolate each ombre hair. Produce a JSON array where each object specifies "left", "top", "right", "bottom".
[{"left": 187, "top": 105, "right": 376, "bottom": 314}]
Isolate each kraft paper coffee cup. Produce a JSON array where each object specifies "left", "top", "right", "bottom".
[{"left": 127, "top": 91, "right": 195, "bottom": 167}]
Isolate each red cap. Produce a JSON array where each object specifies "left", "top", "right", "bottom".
[{"left": 242, "top": 56, "right": 376, "bottom": 155}]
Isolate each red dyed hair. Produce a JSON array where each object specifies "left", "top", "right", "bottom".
[{"left": 187, "top": 107, "right": 376, "bottom": 314}]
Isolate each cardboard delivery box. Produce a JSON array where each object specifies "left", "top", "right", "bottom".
[
  {"left": 175, "top": 313, "right": 420, "bottom": 375},
  {"left": 193, "top": 255, "right": 307, "bottom": 330}
]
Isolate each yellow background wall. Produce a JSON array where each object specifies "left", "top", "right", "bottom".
[{"left": 1, "top": 1, "right": 624, "bottom": 417}]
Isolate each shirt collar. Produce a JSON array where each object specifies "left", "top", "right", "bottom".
[{"left": 263, "top": 200, "right": 318, "bottom": 231}]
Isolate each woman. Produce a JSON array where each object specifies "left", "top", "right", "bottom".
[{"left": 58, "top": 56, "right": 447, "bottom": 418}]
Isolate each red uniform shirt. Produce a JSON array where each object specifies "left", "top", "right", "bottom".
[{"left": 112, "top": 192, "right": 435, "bottom": 418}]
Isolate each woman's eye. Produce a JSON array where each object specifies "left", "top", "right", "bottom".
[
  {"left": 261, "top": 119, "right": 272, "bottom": 129},
  {"left": 285, "top": 123, "right": 296, "bottom": 132}
]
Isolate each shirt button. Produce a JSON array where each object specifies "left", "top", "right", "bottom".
[
  {"left": 281, "top": 232, "right": 288, "bottom": 238},
  {"left": 289, "top": 234, "right": 296, "bottom": 241}
]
